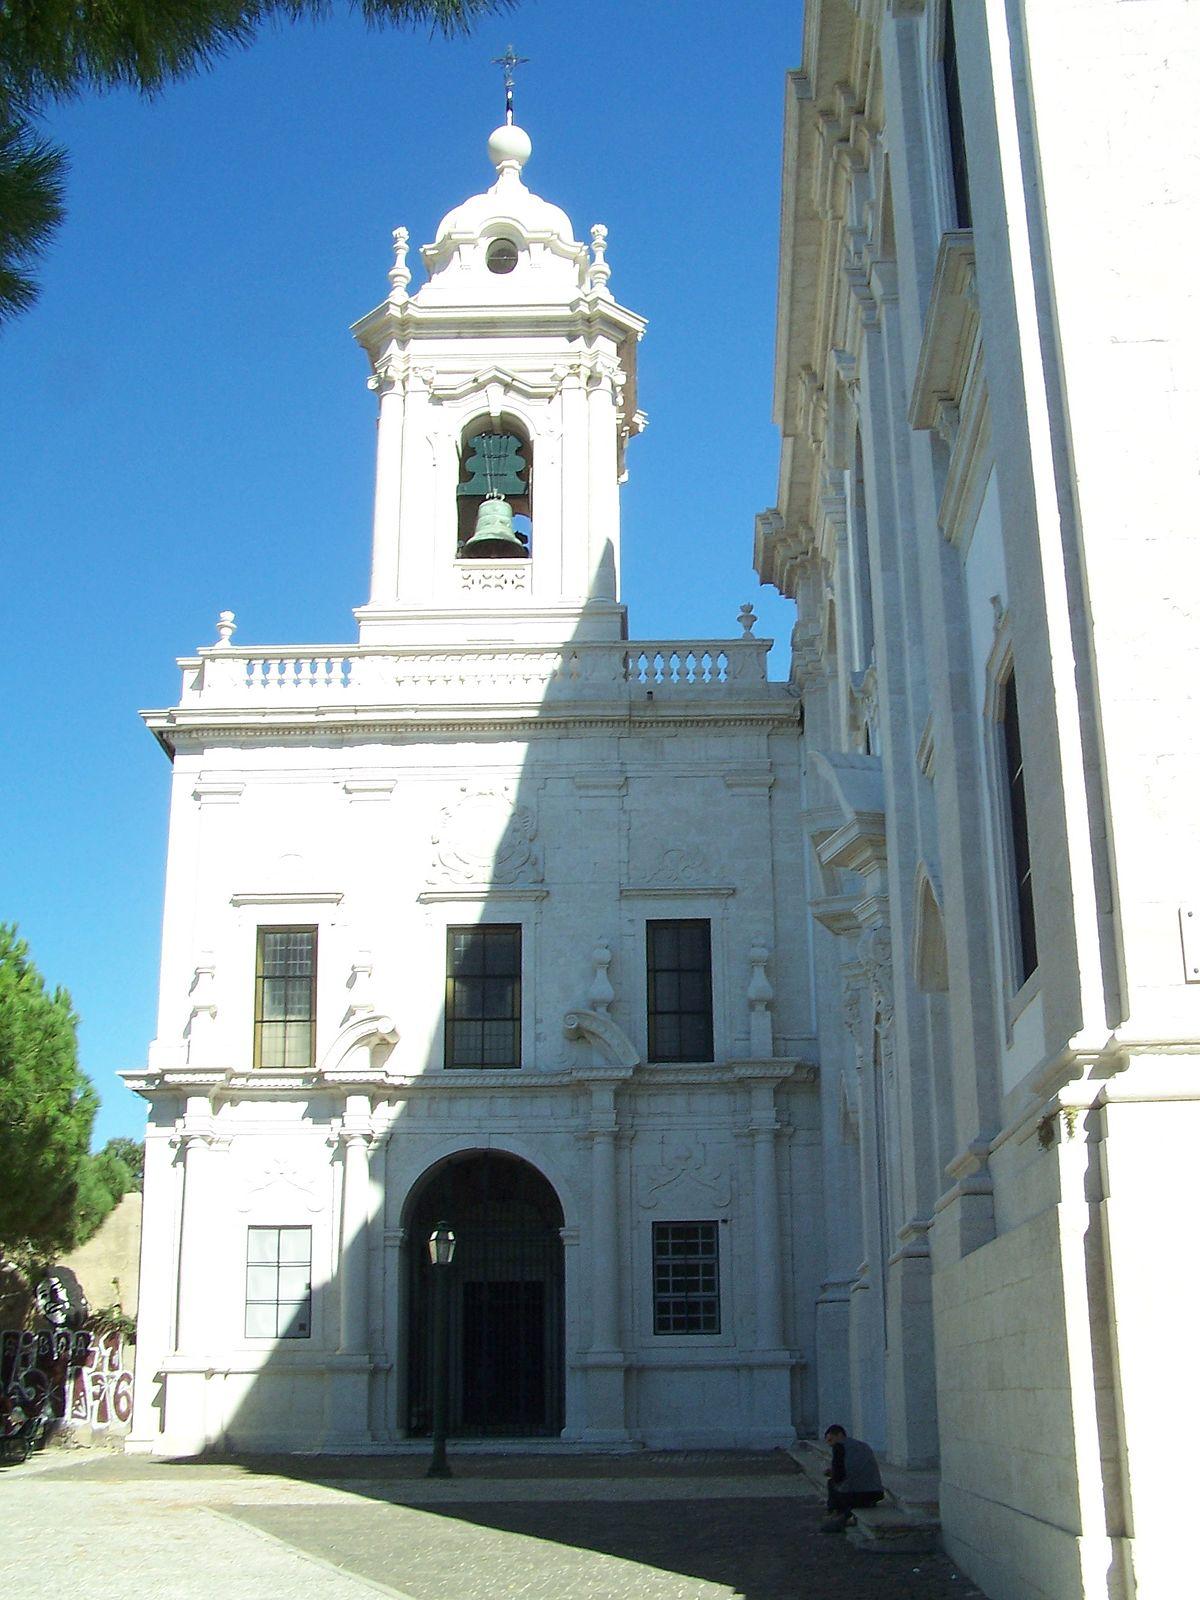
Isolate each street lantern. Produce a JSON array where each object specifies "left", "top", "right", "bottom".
[
  {"left": 427, "top": 1222, "right": 456, "bottom": 1268},
  {"left": 427, "top": 1221, "right": 456, "bottom": 1477}
]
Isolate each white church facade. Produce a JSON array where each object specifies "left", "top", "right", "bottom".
[
  {"left": 125, "top": 8, "right": 1200, "bottom": 1595},
  {"left": 125, "top": 120, "right": 821, "bottom": 1456}
]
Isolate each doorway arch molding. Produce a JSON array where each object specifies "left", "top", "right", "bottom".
[{"left": 392, "top": 1136, "right": 582, "bottom": 1235}]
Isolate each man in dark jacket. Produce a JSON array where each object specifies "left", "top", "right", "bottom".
[{"left": 821, "top": 1422, "right": 885, "bottom": 1531}]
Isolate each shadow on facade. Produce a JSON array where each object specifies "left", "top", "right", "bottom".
[{"left": 136, "top": 148, "right": 812, "bottom": 1537}]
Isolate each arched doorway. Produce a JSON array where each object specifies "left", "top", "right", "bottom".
[{"left": 406, "top": 1151, "right": 565, "bottom": 1437}]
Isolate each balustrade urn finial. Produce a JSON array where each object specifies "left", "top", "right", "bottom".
[
  {"left": 748, "top": 936, "right": 774, "bottom": 1058},
  {"left": 215, "top": 611, "right": 236, "bottom": 648},
  {"left": 588, "top": 940, "right": 615, "bottom": 1015},
  {"left": 589, "top": 224, "right": 612, "bottom": 293},
  {"left": 738, "top": 602, "right": 757, "bottom": 638},
  {"left": 389, "top": 226, "right": 411, "bottom": 302}
]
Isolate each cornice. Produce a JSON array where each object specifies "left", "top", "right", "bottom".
[
  {"left": 350, "top": 293, "right": 646, "bottom": 354},
  {"left": 120, "top": 1058, "right": 824, "bottom": 1102},
  {"left": 144, "top": 701, "right": 800, "bottom": 755}
]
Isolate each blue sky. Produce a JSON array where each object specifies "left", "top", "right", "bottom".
[{"left": 1, "top": 0, "right": 803, "bottom": 1146}]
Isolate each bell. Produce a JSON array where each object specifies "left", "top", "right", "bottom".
[{"left": 460, "top": 493, "right": 529, "bottom": 559}]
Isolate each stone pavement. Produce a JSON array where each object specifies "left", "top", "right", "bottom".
[{"left": 1, "top": 1448, "right": 987, "bottom": 1600}]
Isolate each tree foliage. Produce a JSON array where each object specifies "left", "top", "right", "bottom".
[
  {"left": 74, "top": 1143, "right": 138, "bottom": 1243},
  {"left": 0, "top": 0, "right": 509, "bottom": 323},
  {"left": 100, "top": 1135, "right": 144, "bottom": 1189},
  {"left": 0, "top": 924, "right": 95, "bottom": 1258}
]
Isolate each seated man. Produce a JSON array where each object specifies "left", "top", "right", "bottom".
[{"left": 821, "top": 1422, "right": 885, "bottom": 1531}]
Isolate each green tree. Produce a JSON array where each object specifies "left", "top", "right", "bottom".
[
  {"left": 0, "top": 923, "right": 96, "bottom": 1258},
  {"left": 74, "top": 1143, "right": 137, "bottom": 1243},
  {"left": 0, "top": 0, "right": 508, "bottom": 323},
  {"left": 100, "top": 1135, "right": 144, "bottom": 1189}
]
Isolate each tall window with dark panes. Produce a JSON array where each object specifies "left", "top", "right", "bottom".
[
  {"left": 254, "top": 927, "right": 317, "bottom": 1068},
  {"left": 652, "top": 1221, "right": 720, "bottom": 1334},
  {"left": 445, "top": 925, "right": 521, "bottom": 1069},
  {"left": 1000, "top": 671, "right": 1038, "bottom": 985},
  {"left": 646, "top": 919, "right": 714, "bottom": 1063},
  {"left": 942, "top": 0, "right": 972, "bottom": 228}
]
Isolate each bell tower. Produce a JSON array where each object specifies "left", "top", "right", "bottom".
[{"left": 351, "top": 120, "right": 646, "bottom": 646}]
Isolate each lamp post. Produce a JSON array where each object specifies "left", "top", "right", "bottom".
[{"left": 427, "top": 1221, "right": 456, "bottom": 1478}]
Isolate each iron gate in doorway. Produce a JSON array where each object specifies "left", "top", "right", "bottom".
[{"left": 407, "top": 1152, "right": 565, "bottom": 1437}]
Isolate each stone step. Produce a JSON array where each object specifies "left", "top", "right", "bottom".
[{"left": 846, "top": 1504, "right": 942, "bottom": 1555}]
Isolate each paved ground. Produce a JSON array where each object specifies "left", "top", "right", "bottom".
[{"left": 1, "top": 1448, "right": 986, "bottom": 1599}]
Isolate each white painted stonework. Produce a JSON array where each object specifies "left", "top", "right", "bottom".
[
  {"left": 760, "top": 5, "right": 1200, "bottom": 1599},
  {"left": 127, "top": 127, "right": 815, "bottom": 1458}
]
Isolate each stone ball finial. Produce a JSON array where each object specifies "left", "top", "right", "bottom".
[{"left": 488, "top": 122, "right": 532, "bottom": 172}]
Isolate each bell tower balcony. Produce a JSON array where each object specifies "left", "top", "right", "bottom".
[{"left": 144, "top": 632, "right": 788, "bottom": 753}]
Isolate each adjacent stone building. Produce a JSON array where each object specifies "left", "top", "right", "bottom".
[
  {"left": 126, "top": 121, "right": 817, "bottom": 1457},
  {"left": 757, "top": 4, "right": 1200, "bottom": 1597}
]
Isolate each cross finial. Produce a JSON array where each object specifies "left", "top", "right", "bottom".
[{"left": 492, "top": 44, "right": 529, "bottom": 125}]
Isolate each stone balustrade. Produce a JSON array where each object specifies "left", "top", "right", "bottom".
[{"left": 176, "top": 637, "right": 778, "bottom": 708}]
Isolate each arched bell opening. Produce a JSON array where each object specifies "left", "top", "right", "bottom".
[
  {"left": 456, "top": 414, "right": 533, "bottom": 559},
  {"left": 404, "top": 1149, "right": 565, "bottom": 1437}
]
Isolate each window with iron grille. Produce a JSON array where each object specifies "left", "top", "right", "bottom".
[
  {"left": 646, "top": 919, "right": 713, "bottom": 1063},
  {"left": 446, "top": 925, "right": 521, "bottom": 1069},
  {"left": 1000, "top": 671, "right": 1038, "bottom": 986},
  {"left": 254, "top": 927, "right": 317, "bottom": 1068},
  {"left": 653, "top": 1221, "right": 720, "bottom": 1334},
  {"left": 245, "top": 1226, "right": 312, "bottom": 1338}
]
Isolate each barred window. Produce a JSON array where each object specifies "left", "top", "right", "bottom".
[
  {"left": 653, "top": 1221, "right": 720, "bottom": 1335},
  {"left": 647, "top": 919, "right": 713, "bottom": 1063},
  {"left": 245, "top": 1226, "right": 312, "bottom": 1339},
  {"left": 446, "top": 925, "right": 521, "bottom": 1069},
  {"left": 254, "top": 927, "right": 317, "bottom": 1068}
]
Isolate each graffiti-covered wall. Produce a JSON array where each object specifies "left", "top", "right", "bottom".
[{"left": 1, "top": 1325, "right": 135, "bottom": 1443}]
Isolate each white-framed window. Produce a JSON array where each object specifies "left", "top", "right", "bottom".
[
  {"left": 253, "top": 926, "right": 317, "bottom": 1068},
  {"left": 652, "top": 1221, "right": 720, "bottom": 1335},
  {"left": 245, "top": 1225, "right": 312, "bottom": 1339},
  {"left": 445, "top": 923, "right": 522, "bottom": 1069},
  {"left": 646, "top": 919, "right": 714, "bottom": 1063}
]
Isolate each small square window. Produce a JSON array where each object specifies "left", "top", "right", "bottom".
[{"left": 652, "top": 1221, "right": 720, "bottom": 1334}]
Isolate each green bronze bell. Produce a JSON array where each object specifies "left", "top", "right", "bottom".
[{"left": 461, "top": 493, "right": 529, "bottom": 558}]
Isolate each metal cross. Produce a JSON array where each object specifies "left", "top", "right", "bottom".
[{"left": 492, "top": 44, "right": 529, "bottom": 125}]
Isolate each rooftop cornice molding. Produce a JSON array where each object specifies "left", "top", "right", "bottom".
[
  {"left": 144, "top": 702, "right": 799, "bottom": 758},
  {"left": 754, "top": 506, "right": 820, "bottom": 600}
]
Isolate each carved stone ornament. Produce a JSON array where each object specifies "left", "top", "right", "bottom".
[
  {"left": 588, "top": 942, "right": 615, "bottom": 1014},
  {"left": 633, "top": 845, "right": 711, "bottom": 889},
  {"left": 841, "top": 968, "right": 873, "bottom": 1064},
  {"left": 637, "top": 1137, "right": 732, "bottom": 1211},
  {"left": 429, "top": 785, "right": 543, "bottom": 887},
  {"left": 236, "top": 1156, "right": 326, "bottom": 1214},
  {"left": 857, "top": 926, "right": 895, "bottom": 1033}
]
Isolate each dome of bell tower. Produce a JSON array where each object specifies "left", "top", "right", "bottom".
[{"left": 419, "top": 123, "right": 587, "bottom": 298}]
